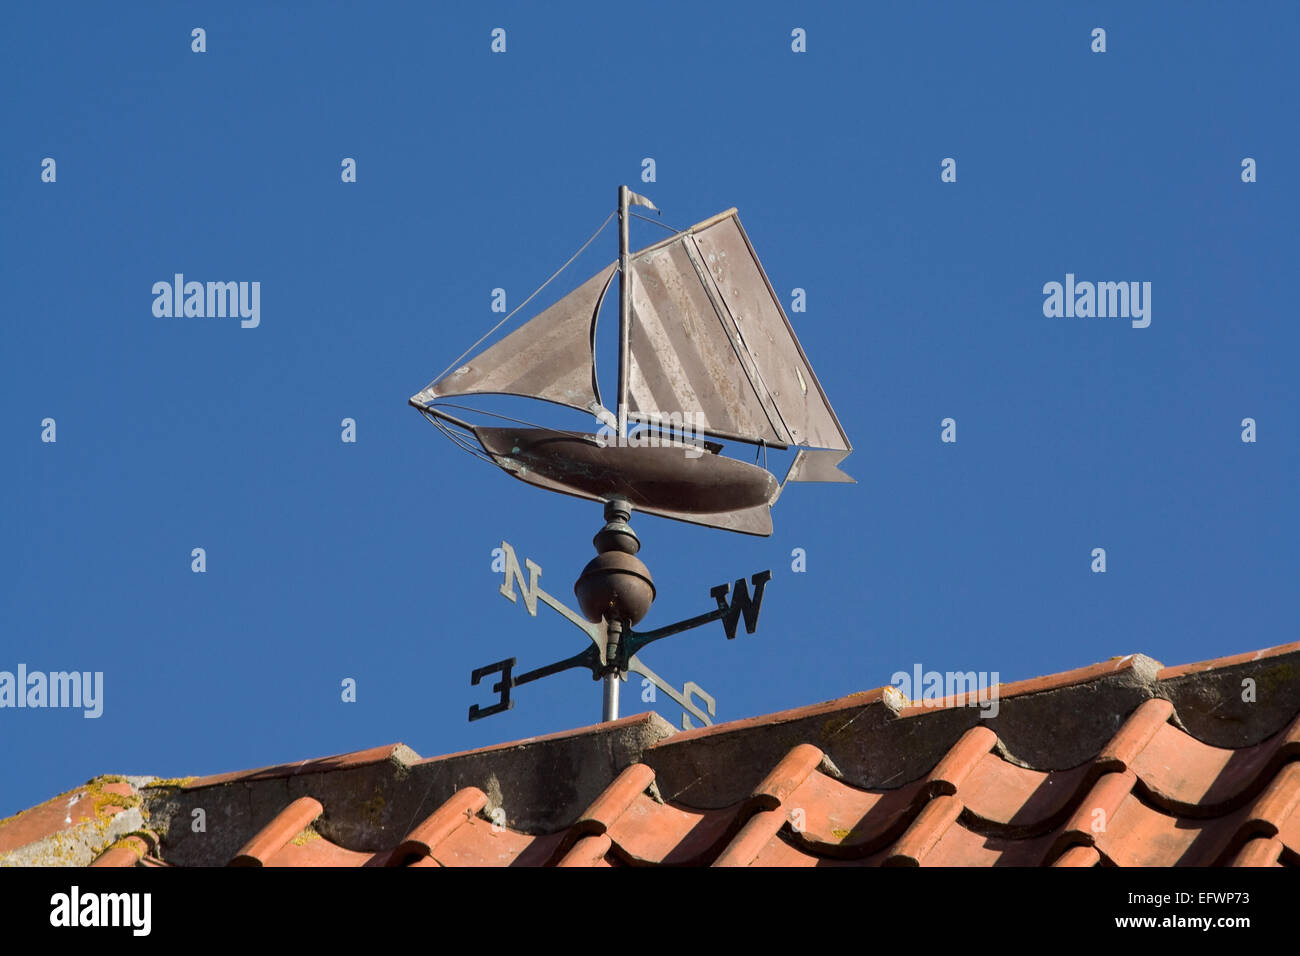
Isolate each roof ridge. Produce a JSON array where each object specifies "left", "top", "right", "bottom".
[{"left": 5, "top": 642, "right": 1299, "bottom": 867}]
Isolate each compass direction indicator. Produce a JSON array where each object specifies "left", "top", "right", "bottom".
[
  {"left": 411, "top": 185, "right": 851, "bottom": 727},
  {"left": 468, "top": 500, "right": 770, "bottom": 728}
]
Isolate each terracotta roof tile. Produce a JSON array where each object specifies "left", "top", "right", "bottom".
[
  {"left": 713, "top": 807, "right": 789, "bottom": 867},
  {"left": 995, "top": 654, "right": 1157, "bottom": 700},
  {"left": 924, "top": 821, "right": 1059, "bottom": 867},
  {"left": 230, "top": 796, "right": 324, "bottom": 867},
  {"left": 89, "top": 833, "right": 154, "bottom": 868},
  {"left": 1158, "top": 643, "right": 1300, "bottom": 749},
  {"left": 575, "top": 764, "right": 656, "bottom": 836},
  {"left": 392, "top": 787, "right": 488, "bottom": 865},
  {"left": 1243, "top": 761, "right": 1300, "bottom": 840},
  {"left": 1052, "top": 845, "right": 1102, "bottom": 867},
  {"left": 1230, "top": 837, "right": 1284, "bottom": 867},
  {"left": 556, "top": 833, "right": 613, "bottom": 867},
  {"left": 0, "top": 777, "right": 145, "bottom": 866},
  {"left": 1131, "top": 711, "right": 1300, "bottom": 812},
  {"left": 1099, "top": 698, "right": 1175, "bottom": 770},
  {"left": 663, "top": 689, "right": 890, "bottom": 747},
  {"left": 1156, "top": 641, "right": 1300, "bottom": 680},
  {"left": 0, "top": 779, "right": 137, "bottom": 854},
  {"left": 883, "top": 794, "right": 963, "bottom": 865},
  {"left": 747, "top": 834, "right": 829, "bottom": 867},
  {"left": 6, "top": 641, "right": 1299, "bottom": 867},
  {"left": 1094, "top": 789, "right": 1233, "bottom": 867},
  {"left": 188, "top": 744, "right": 416, "bottom": 789},
  {"left": 1278, "top": 789, "right": 1300, "bottom": 851},
  {"left": 750, "top": 743, "right": 824, "bottom": 809},
  {"left": 784, "top": 772, "right": 925, "bottom": 855},
  {"left": 264, "top": 831, "right": 375, "bottom": 867},
  {"left": 925, "top": 725, "right": 997, "bottom": 794},
  {"left": 957, "top": 756, "right": 1091, "bottom": 834},
  {"left": 604, "top": 797, "right": 737, "bottom": 865},
  {"left": 416, "top": 712, "right": 670, "bottom": 765},
  {"left": 430, "top": 817, "right": 563, "bottom": 867},
  {"left": 1058, "top": 769, "right": 1139, "bottom": 858}
]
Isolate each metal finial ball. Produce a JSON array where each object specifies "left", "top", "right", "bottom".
[{"left": 574, "top": 551, "right": 655, "bottom": 625}]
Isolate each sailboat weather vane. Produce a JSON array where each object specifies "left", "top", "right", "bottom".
[{"left": 410, "top": 186, "right": 852, "bottom": 727}]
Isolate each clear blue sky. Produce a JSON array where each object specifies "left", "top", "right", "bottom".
[{"left": 3, "top": 2, "right": 1296, "bottom": 818}]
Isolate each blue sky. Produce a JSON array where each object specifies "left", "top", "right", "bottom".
[{"left": 3, "top": 2, "right": 1296, "bottom": 818}]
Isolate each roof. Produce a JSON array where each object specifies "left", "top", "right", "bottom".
[{"left": 3, "top": 642, "right": 1298, "bottom": 867}]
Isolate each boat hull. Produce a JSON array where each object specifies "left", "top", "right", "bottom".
[{"left": 471, "top": 426, "right": 779, "bottom": 533}]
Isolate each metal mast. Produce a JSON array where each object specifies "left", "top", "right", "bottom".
[
  {"left": 604, "top": 185, "right": 634, "bottom": 722},
  {"left": 616, "top": 184, "right": 631, "bottom": 439}
]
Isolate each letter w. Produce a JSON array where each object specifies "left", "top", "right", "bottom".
[
  {"left": 711, "top": 571, "right": 772, "bottom": 639},
  {"left": 498, "top": 541, "right": 542, "bottom": 616}
]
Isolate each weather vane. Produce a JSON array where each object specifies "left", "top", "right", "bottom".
[{"left": 410, "top": 186, "right": 852, "bottom": 727}]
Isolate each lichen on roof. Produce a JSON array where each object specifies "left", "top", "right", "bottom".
[{"left": 291, "top": 826, "right": 322, "bottom": 847}]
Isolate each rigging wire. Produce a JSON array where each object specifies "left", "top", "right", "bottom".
[
  {"left": 423, "top": 411, "right": 497, "bottom": 466},
  {"left": 426, "top": 401, "right": 599, "bottom": 440},
  {"left": 425, "top": 210, "right": 618, "bottom": 388},
  {"left": 629, "top": 211, "right": 682, "bottom": 234}
]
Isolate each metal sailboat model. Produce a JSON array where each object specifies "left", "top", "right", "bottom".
[
  {"left": 410, "top": 186, "right": 853, "bottom": 537},
  {"left": 411, "top": 187, "right": 853, "bottom": 725}
]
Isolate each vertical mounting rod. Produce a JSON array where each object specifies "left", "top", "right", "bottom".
[{"left": 616, "top": 184, "right": 631, "bottom": 439}]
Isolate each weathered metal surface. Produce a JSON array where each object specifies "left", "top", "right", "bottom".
[
  {"left": 474, "top": 539, "right": 724, "bottom": 728},
  {"left": 625, "top": 211, "right": 850, "bottom": 455},
  {"left": 617, "top": 184, "right": 632, "bottom": 439},
  {"left": 410, "top": 198, "right": 853, "bottom": 540},
  {"left": 413, "top": 406, "right": 777, "bottom": 535},
  {"left": 576, "top": 497, "right": 656, "bottom": 631},
  {"left": 687, "top": 213, "right": 850, "bottom": 452},
  {"left": 468, "top": 537, "right": 770, "bottom": 729},
  {"left": 628, "top": 237, "right": 785, "bottom": 445},
  {"left": 784, "top": 447, "right": 855, "bottom": 484},
  {"left": 637, "top": 498, "right": 773, "bottom": 537},
  {"left": 574, "top": 550, "right": 656, "bottom": 625},
  {"left": 417, "top": 262, "right": 617, "bottom": 414},
  {"left": 472, "top": 425, "right": 779, "bottom": 517}
]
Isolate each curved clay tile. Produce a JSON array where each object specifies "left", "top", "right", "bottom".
[
  {"left": 883, "top": 794, "right": 962, "bottom": 866},
  {"left": 392, "top": 787, "right": 488, "bottom": 865},
  {"left": 1131, "top": 712, "right": 1300, "bottom": 814},
  {"left": 777, "top": 770, "right": 925, "bottom": 857},
  {"left": 229, "top": 796, "right": 324, "bottom": 867},
  {"left": 90, "top": 834, "right": 153, "bottom": 868},
  {"left": 605, "top": 798, "right": 738, "bottom": 865},
  {"left": 556, "top": 834, "right": 613, "bottom": 867}
]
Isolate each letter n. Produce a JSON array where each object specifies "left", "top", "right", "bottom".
[{"left": 498, "top": 541, "right": 541, "bottom": 616}]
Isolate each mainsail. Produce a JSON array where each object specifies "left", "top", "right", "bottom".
[{"left": 626, "top": 209, "right": 851, "bottom": 470}]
